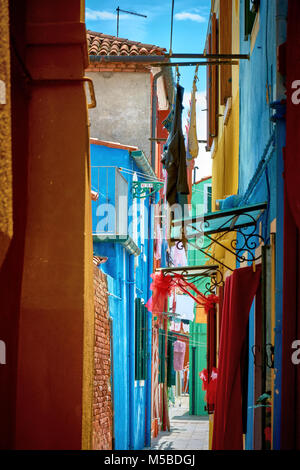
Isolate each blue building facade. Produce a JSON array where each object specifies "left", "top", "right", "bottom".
[
  {"left": 238, "top": 0, "right": 288, "bottom": 450},
  {"left": 90, "top": 140, "right": 156, "bottom": 450}
]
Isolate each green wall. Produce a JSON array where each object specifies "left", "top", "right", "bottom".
[{"left": 188, "top": 177, "right": 211, "bottom": 416}]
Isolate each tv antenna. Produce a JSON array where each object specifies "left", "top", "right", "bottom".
[{"left": 116, "top": 7, "right": 147, "bottom": 37}]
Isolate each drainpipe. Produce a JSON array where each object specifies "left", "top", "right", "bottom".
[
  {"left": 128, "top": 252, "right": 136, "bottom": 449},
  {"left": 145, "top": 198, "right": 154, "bottom": 447},
  {"left": 151, "top": 70, "right": 164, "bottom": 169}
]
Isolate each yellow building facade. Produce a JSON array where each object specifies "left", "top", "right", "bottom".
[
  {"left": 205, "top": 0, "right": 240, "bottom": 448},
  {"left": 207, "top": 0, "right": 240, "bottom": 275}
]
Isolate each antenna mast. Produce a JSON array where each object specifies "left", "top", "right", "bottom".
[{"left": 116, "top": 7, "right": 147, "bottom": 37}]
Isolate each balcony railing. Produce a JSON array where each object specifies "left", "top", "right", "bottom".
[{"left": 91, "top": 166, "right": 128, "bottom": 239}]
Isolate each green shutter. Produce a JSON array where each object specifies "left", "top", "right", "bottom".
[
  {"left": 142, "top": 304, "right": 148, "bottom": 380},
  {"left": 135, "top": 298, "right": 142, "bottom": 380},
  {"left": 135, "top": 299, "right": 148, "bottom": 381},
  {"left": 158, "top": 328, "right": 165, "bottom": 384},
  {"left": 207, "top": 186, "right": 212, "bottom": 213},
  {"left": 167, "top": 333, "right": 176, "bottom": 387}
]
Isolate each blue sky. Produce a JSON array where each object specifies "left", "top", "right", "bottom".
[
  {"left": 85, "top": 0, "right": 210, "bottom": 94},
  {"left": 85, "top": 0, "right": 212, "bottom": 178}
]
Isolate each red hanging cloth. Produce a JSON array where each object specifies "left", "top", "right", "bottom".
[
  {"left": 145, "top": 271, "right": 219, "bottom": 315},
  {"left": 199, "top": 367, "right": 218, "bottom": 411},
  {"left": 206, "top": 367, "right": 218, "bottom": 409},
  {"left": 212, "top": 265, "right": 261, "bottom": 450},
  {"left": 145, "top": 272, "right": 173, "bottom": 314}
]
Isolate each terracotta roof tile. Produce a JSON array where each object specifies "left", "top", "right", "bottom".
[{"left": 87, "top": 30, "right": 166, "bottom": 57}]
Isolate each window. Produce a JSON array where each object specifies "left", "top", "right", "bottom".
[
  {"left": 244, "top": 0, "right": 260, "bottom": 40},
  {"left": 135, "top": 298, "right": 148, "bottom": 380},
  {"left": 204, "top": 184, "right": 212, "bottom": 213},
  {"left": 92, "top": 166, "right": 128, "bottom": 238}
]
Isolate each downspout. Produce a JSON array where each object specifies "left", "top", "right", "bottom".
[
  {"left": 128, "top": 253, "right": 136, "bottom": 449},
  {"left": 151, "top": 70, "right": 164, "bottom": 169},
  {"left": 145, "top": 198, "right": 154, "bottom": 447}
]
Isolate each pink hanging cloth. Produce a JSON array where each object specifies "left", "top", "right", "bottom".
[{"left": 173, "top": 340, "right": 186, "bottom": 371}]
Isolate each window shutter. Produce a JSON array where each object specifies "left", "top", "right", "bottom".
[
  {"left": 244, "top": 0, "right": 256, "bottom": 40},
  {"left": 142, "top": 304, "right": 148, "bottom": 380},
  {"left": 167, "top": 333, "right": 176, "bottom": 387},
  {"left": 207, "top": 186, "right": 212, "bottom": 213},
  {"left": 206, "top": 32, "right": 212, "bottom": 150},
  {"left": 211, "top": 13, "right": 218, "bottom": 140},
  {"left": 135, "top": 298, "right": 142, "bottom": 380},
  {"left": 158, "top": 328, "right": 165, "bottom": 384},
  {"left": 206, "top": 13, "right": 219, "bottom": 150},
  {"left": 219, "top": 0, "right": 232, "bottom": 105}
]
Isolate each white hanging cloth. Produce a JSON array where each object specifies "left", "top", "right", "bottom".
[
  {"left": 175, "top": 294, "right": 195, "bottom": 322},
  {"left": 187, "top": 66, "right": 199, "bottom": 159}
]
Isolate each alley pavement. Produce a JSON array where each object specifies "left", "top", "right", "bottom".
[{"left": 146, "top": 396, "right": 209, "bottom": 451}]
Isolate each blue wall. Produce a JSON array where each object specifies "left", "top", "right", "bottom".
[
  {"left": 91, "top": 143, "right": 153, "bottom": 449},
  {"left": 238, "top": 0, "right": 287, "bottom": 449}
]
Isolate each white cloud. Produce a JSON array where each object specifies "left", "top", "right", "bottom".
[
  {"left": 86, "top": 8, "right": 130, "bottom": 21},
  {"left": 174, "top": 12, "right": 206, "bottom": 23}
]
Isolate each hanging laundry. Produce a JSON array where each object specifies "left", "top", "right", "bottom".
[
  {"left": 187, "top": 70, "right": 199, "bottom": 159},
  {"left": 173, "top": 340, "right": 186, "bottom": 371},
  {"left": 161, "top": 83, "right": 189, "bottom": 207},
  {"left": 206, "top": 367, "right": 218, "bottom": 410},
  {"left": 199, "top": 368, "right": 208, "bottom": 391},
  {"left": 182, "top": 322, "right": 190, "bottom": 333},
  {"left": 173, "top": 320, "right": 181, "bottom": 332},
  {"left": 170, "top": 244, "right": 187, "bottom": 266},
  {"left": 195, "top": 305, "right": 207, "bottom": 324},
  {"left": 145, "top": 271, "right": 173, "bottom": 314},
  {"left": 175, "top": 294, "right": 195, "bottom": 321},
  {"left": 154, "top": 222, "right": 162, "bottom": 260}
]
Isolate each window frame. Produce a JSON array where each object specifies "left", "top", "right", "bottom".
[
  {"left": 135, "top": 298, "right": 148, "bottom": 381},
  {"left": 244, "top": 0, "right": 259, "bottom": 40}
]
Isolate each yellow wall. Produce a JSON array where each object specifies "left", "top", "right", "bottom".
[{"left": 209, "top": 0, "right": 240, "bottom": 274}]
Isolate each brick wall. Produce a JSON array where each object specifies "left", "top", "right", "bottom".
[
  {"left": 93, "top": 264, "right": 112, "bottom": 450},
  {"left": 86, "top": 62, "right": 150, "bottom": 73}
]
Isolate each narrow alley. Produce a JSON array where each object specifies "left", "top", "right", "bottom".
[
  {"left": 1, "top": 0, "right": 300, "bottom": 455},
  {"left": 147, "top": 397, "right": 209, "bottom": 451}
]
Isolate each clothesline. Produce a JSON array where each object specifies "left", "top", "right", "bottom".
[
  {"left": 119, "top": 166, "right": 165, "bottom": 183},
  {"left": 158, "top": 330, "right": 207, "bottom": 348}
]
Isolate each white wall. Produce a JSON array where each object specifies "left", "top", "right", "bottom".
[{"left": 87, "top": 71, "right": 152, "bottom": 160}]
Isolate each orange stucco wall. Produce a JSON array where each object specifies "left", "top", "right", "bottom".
[{"left": 0, "top": 1, "right": 95, "bottom": 449}]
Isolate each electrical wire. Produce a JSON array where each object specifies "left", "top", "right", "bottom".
[
  {"left": 169, "top": 0, "right": 175, "bottom": 56},
  {"left": 156, "top": 329, "right": 207, "bottom": 348}
]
